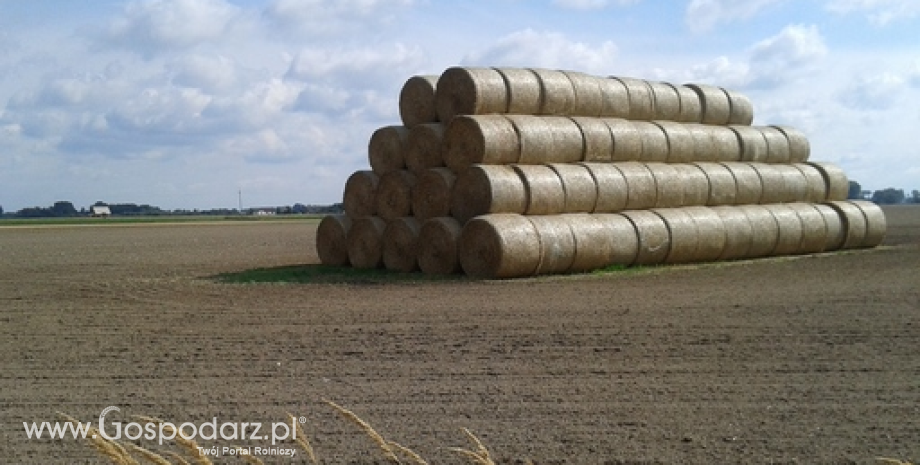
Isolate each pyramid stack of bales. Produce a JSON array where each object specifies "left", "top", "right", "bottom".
[{"left": 316, "top": 67, "right": 886, "bottom": 279}]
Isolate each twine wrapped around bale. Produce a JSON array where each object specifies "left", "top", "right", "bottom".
[
  {"left": 684, "top": 206, "right": 726, "bottom": 262},
  {"left": 655, "top": 121, "right": 695, "bottom": 163},
  {"left": 684, "top": 83, "right": 731, "bottom": 125},
  {"left": 652, "top": 208, "right": 699, "bottom": 264},
  {"left": 495, "top": 67, "right": 542, "bottom": 115},
  {"left": 405, "top": 123, "right": 446, "bottom": 173},
  {"left": 695, "top": 162, "right": 737, "bottom": 206},
  {"left": 594, "top": 213, "right": 641, "bottom": 266},
  {"left": 451, "top": 164, "right": 527, "bottom": 223},
  {"left": 572, "top": 116, "right": 615, "bottom": 162},
  {"left": 621, "top": 210, "right": 671, "bottom": 265},
  {"left": 417, "top": 217, "right": 463, "bottom": 275},
  {"left": 739, "top": 205, "right": 779, "bottom": 258},
  {"left": 793, "top": 163, "right": 829, "bottom": 203},
  {"left": 614, "top": 77, "right": 655, "bottom": 120},
  {"left": 513, "top": 164, "right": 566, "bottom": 215},
  {"left": 708, "top": 125, "right": 742, "bottom": 162},
  {"left": 580, "top": 162, "right": 629, "bottom": 213},
  {"left": 646, "top": 162, "right": 684, "bottom": 208},
  {"left": 674, "top": 163, "right": 710, "bottom": 207},
  {"left": 759, "top": 126, "right": 792, "bottom": 163},
  {"left": 765, "top": 204, "right": 804, "bottom": 255},
  {"left": 566, "top": 214, "right": 617, "bottom": 272},
  {"left": 725, "top": 88, "right": 754, "bottom": 125},
  {"left": 773, "top": 125, "right": 810, "bottom": 163},
  {"left": 730, "top": 125, "right": 770, "bottom": 163},
  {"left": 376, "top": 170, "right": 417, "bottom": 220},
  {"left": 347, "top": 216, "right": 387, "bottom": 269},
  {"left": 316, "top": 214, "right": 352, "bottom": 266},
  {"left": 786, "top": 203, "right": 827, "bottom": 254},
  {"left": 528, "top": 215, "right": 577, "bottom": 275},
  {"left": 435, "top": 67, "right": 508, "bottom": 122},
  {"left": 687, "top": 123, "right": 716, "bottom": 162},
  {"left": 617, "top": 162, "right": 658, "bottom": 210},
  {"left": 532, "top": 68, "right": 576, "bottom": 115},
  {"left": 563, "top": 70, "right": 604, "bottom": 117},
  {"left": 412, "top": 167, "right": 456, "bottom": 221},
  {"left": 719, "top": 162, "right": 763, "bottom": 205},
  {"left": 808, "top": 162, "right": 849, "bottom": 201},
  {"left": 711, "top": 206, "right": 754, "bottom": 260},
  {"left": 549, "top": 163, "right": 598, "bottom": 213},
  {"left": 675, "top": 85, "right": 703, "bottom": 123},
  {"left": 606, "top": 118, "right": 643, "bottom": 162},
  {"left": 459, "top": 213, "right": 542, "bottom": 279},
  {"left": 848, "top": 200, "right": 887, "bottom": 248},
  {"left": 443, "top": 115, "right": 519, "bottom": 171},
  {"left": 813, "top": 203, "right": 846, "bottom": 251},
  {"left": 382, "top": 217, "right": 421, "bottom": 272},
  {"left": 597, "top": 77, "right": 631, "bottom": 118},
  {"left": 633, "top": 121, "right": 669, "bottom": 162},
  {"left": 368, "top": 126, "right": 409, "bottom": 175},
  {"left": 648, "top": 81, "right": 682, "bottom": 121},
  {"left": 752, "top": 163, "right": 787, "bottom": 204},
  {"left": 343, "top": 170, "right": 379, "bottom": 218},
  {"left": 399, "top": 75, "right": 439, "bottom": 127}
]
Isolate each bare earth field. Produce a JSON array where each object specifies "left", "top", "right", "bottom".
[{"left": 1, "top": 206, "right": 918, "bottom": 464}]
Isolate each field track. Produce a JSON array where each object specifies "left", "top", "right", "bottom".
[{"left": 1, "top": 206, "right": 918, "bottom": 463}]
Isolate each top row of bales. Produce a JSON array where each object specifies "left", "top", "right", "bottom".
[{"left": 399, "top": 67, "right": 754, "bottom": 128}]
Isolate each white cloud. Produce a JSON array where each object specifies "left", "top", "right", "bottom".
[
  {"left": 839, "top": 72, "right": 907, "bottom": 110},
  {"left": 262, "top": 0, "right": 414, "bottom": 37},
  {"left": 463, "top": 29, "right": 618, "bottom": 75},
  {"left": 685, "top": 0, "right": 786, "bottom": 33},
  {"left": 825, "top": 0, "right": 920, "bottom": 26},
  {"left": 747, "top": 24, "right": 827, "bottom": 88}
]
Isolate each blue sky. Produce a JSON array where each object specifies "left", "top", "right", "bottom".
[{"left": 1, "top": 0, "right": 918, "bottom": 210}]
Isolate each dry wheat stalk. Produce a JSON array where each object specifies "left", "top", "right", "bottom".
[
  {"left": 324, "top": 399, "right": 402, "bottom": 464},
  {"left": 163, "top": 451, "right": 191, "bottom": 465},
  {"left": 449, "top": 428, "right": 495, "bottom": 465},
  {"left": 387, "top": 440, "right": 429, "bottom": 465},
  {"left": 133, "top": 415, "right": 211, "bottom": 465},
  {"left": 125, "top": 443, "right": 172, "bottom": 465},
  {"left": 288, "top": 412, "right": 317, "bottom": 464},
  {"left": 58, "top": 412, "right": 137, "bottom": 465}
]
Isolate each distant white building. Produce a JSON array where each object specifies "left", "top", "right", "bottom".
[{"left": 90, "top": 205, "right": 111, "bottom": 217}]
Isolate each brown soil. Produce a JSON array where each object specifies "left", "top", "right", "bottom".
[{"left": 2, "top": 206, "right": 918, "bottom": 464}]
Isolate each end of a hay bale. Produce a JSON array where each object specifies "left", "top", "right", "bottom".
[
  {"left": 730, "top": 125, "right": 770, "bottom": 163},
  {"left": 417, "top": 217, "right": 463, "bottom": 275},
  {"left": 405, "top": 122, "right": 447, "bottom": 174},
  {"left": 368, "top": 125, "right": 409, "bottom": 175},
  {"left": 435, "top": 67, "right": 508, "bottom": 122},
  {"left": 412, "top": 167, "right": 456, "bottom": 221},
  {"left": 808, "top": 161, "right": 849, "bottom": 201},
  {"left": 376, "top": 169, "right": 417, "bottom": 220},
  {"left": 316, "top": 214, "right": 353, "bottom": 267},
  {"left": 725, "top": 88, "right": 755, "bottom": 125},
  {"left": 399, "top": 75, "right": 439, "bottom": 128},
  {"left": 451, "top": 164, "right": 527, "bottom": 224},
  {"left": 764, "top": 203, "right": 804, "bottom": 256},
  {"left": 347, "top": 216, "right": 387, "bottom": 269},
  {"left": 458, "top": 213, "right": 541, "bottom": 279},
  {"left": 343, "top": 170, "right": 380, "bottom": 219},
  {"left": 772, "top": 125, "right": 810, "bottom": 163},
  {"left": 443, "top": 115, "right": 519, "bottom": 172},
  {"left": 382, "top": 217, "right": 422, "bottom": 273}
]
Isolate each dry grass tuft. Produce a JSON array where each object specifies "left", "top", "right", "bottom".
[
  {"left": 58, "top": 412, "right": 139, "bottom": 465},
  {"left": 133, "top": 415, "right": 211, "bottom": 465},
  {"left": 125, "top": 443, "right": 173, "bottom": 465},
  {"left": 325, "top": 399, "right": 403, "bottom": 464},
  {"left": 289, "top": 412, "right": 317, "bottom": 464},
  {"left": 449, "top": 428, "right": 496, "bottom": 465}
]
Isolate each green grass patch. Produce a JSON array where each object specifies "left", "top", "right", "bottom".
[{"left": 215, "top": 264, "right": 466, "bottom": 285}]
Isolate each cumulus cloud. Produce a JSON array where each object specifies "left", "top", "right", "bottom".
[
  {"left": 262, "top": 0, "right": 414, "bottom": 37},
  {"left": 685, "top": 0, "right": 786, "bottom": 33},
  {"left": 463, "top": 29, "right": 618, "bottom": 75},
  {"left": 747, "top": 24, "right": 827, "bottom": 88},
  {"left": 285, "top": 43, "right": 426, "bottom": 88},
  {"left": 824, "top": 0, "right": 920, "bottom": 26},
  {"left": 839, "top": 72, "right": 907, "bottom": 110}
]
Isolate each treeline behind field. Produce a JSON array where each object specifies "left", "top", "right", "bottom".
[{"left": 0, "top": 201, "right": 344, "bottom": 218}]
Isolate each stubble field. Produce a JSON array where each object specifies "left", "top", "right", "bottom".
[{"left": 1, "top": 206, "right": 918, "bottom": 464}]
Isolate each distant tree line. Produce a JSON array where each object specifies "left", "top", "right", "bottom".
[
  {"left": 0, "top": 200, "right": 343, "bottom": 218},
  {"left": 847, "top": 181, "right": 919, "bottom": 204}
]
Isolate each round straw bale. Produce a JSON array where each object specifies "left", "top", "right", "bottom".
[
  {"left": 765, "top": 204, "right": 804, "bottom": 255},
  {"left": 793, "top": 163, "right": 828, "bottom": 203},
  {"left": 614, "top": 77, "right": 655, "bottom": 120},
  {"left": 417, "top": 217, "right": 463, "bottom": 275},
  {"left": 655, "top": 121, "right": 695, "bottom": 163},
  {"left": 405, "top": 122, "right": 446, "bottom": 173},
  {"left": 435, "top": 67, "right": 507, "bottom": 122},
  {"left": 597, "top": 77, "right": 630, "bottom": 118},
  {"left": 620, "top": 210, "right": 671, "bottom": 265},
  {"left": 617, "top": 162, "right": 658, "bottom": 210},
  {"left": 719, "top": 162, "right": 763, "bottom": 205},
  {"left": 711, "top": 206, "right": 754, "bottom": 260},
  {"left": 808, "top": 162, "right": 849, "bottom": 201},
  {"left": 674, "top": 163, "right": 710, "bottom": 207},
  {"left": 730, "top": 125, "right": 769, "bottom": 162},
  {"left": 316, "top": 214, "right": 352, "bottom": 266},
  {"left": 412, "top": 167, "right": 456, "bottom": 221},
  {"left": 572, "top": 116, "right": 615, "bottom": 162},
  {"left": 633, "top": 121, "right": 669, "bottom": 162},
  {"left": 513, "top": 164, "right": 566, "bottom": 215},
  {"left": 786, "top": 203, "right": 827, "bottom": 254},
  {"left": 675, "top": 85, "right": 703, "bottom": 123},
  {"left": 347, "top": 216, "right": 386, "bottom": 269},
  {"left": 368, "top": 125, "right": 409, "bottom": 175},
  {"left": 531, "top": 68, "right": 576, "bottom": 115},
  {"left": 824, "top": 201, "right": 868, "bottom": 249},
  {"left": 725, "top": 89, "right": 754, "bottom": 125},
  {"left": 506, "top": 115, "right": 554, "bottom": 164},
  {"left": 606, "top": 118, "right": 643, "bottom": 162},
  {"left": 458, "top": 213, "right": 541, "bottom": 279},
  {"left": 566, "top": 213, "right": 615, "bottom": 272},
  {"left": 772, "top": 125, "right": 810, "bottom": 163},
  {"left": 495, "top": 67, "right": 542, "bottom": 115},
  {"left": 549, "top": 163, "right": 597, "bottom": 213},
  {"left": 684, "top": 205, "right": 726, "bottom": 262},
  {"left": 563, "top": 70, "right": 604, "bottom": 117},
  {"left": 686, "top": 123, "right": 716, "bottom": 162},
  {"left": 376, "top": 169, "right": 417, "bottom": 220},
  {"left": 652, "top": 208, "right": 699, "bottom": 263},
  {"left": 648, "top": 81, "right": 682, "bottom": 121},
  {"left": 848, "top": 200, "right": 887, "bottom": 247},
  {"left": 709, "top": 125, "right": 742, "bottom": 162},
  {"left": 774, "top": 164, "right": 809, "bottom": 203},
  {"left": 739, "top": 205, "right": 779, "bottom": 258},
  {"left": 580, "top": 162, "right": 629, "bottom": 213},
  {"left": 646, "top": 162, "right": 684, "bottom": 208},
  {"left": 343, "top": 170, "right": 379, "bottom": 218},
  {"left": 382, "top": 217, "right": 421, "bottom": 272},
  {"left": 544, "top": 116, "right": 585, "bottom": 163},
  {"left": 684, "top": 83, "right": 731, "bottom": 125},
  {"left": 451, "top": 165, "right": 527, "bottom": 223},
  {"left": 694, "top": 162, "right": 737, "bottom": 206},
  {"left": 528, "top": 215, "right": 577, "bottom": 275},
  {"left": 752, "top": 163, "right": 787, "bottom": 204},
  {"left": 443, "top": 115, "right": 519, "bottom": 171},
  {"left": 399, "top": 75, "right": 439, "bottom": 127},
  {"left": 759, "top": 126, "right": 791, "bottom": 163},
  {"left": 594, "top": 213, "right": 641, "bottom": 266},
  {"left": 813, "top": 203, "right": 846, "bottom": 251}
]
